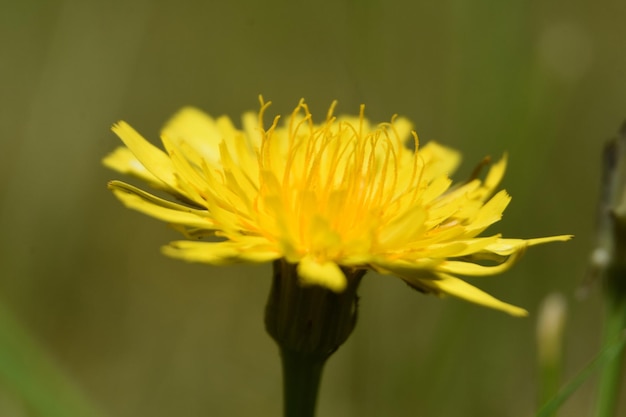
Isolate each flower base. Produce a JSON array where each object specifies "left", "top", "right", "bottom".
[{"left": 265, "top": 259, "right": 365, "bottom": 417}]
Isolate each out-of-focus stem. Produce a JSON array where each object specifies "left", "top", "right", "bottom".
[
  {"left": 591, "top": 122, "right": 626, "bottom": 417},
  {"left": 537, "top": 293, "right": 567, "bottom": 414},
  {"left": 594, "top": 295, "right": 626, "bottom": 417}
]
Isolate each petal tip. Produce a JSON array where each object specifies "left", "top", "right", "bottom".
[{"left": 508, "top": 306, "right": 529, "bottom": 318}]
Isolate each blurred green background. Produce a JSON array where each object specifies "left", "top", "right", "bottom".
[{"left": 1, "top": 0, "right": 625, "bottom": 416}]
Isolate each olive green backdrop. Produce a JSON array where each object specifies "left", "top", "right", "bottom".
[{"left": 1, "top": 0, "right": 625, "bottom": 416}]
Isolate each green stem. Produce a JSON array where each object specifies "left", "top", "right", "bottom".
[
  {"left": 536, "top": 331, "right": 626, "bottom": 417},
  {"left": 594, "top": 295, "right": 626, "bottom": 417},
  {"left": 590, "top": 126, "right": 626, "bottom": 417},
  {"left": 265, "top": 259, "right": 365, "bottom": 417},
  {"left": 280, "top": 348, "right": 326, "bottom": 417},
  {"left": 536, "top": 294, "right": 567, "bottom": 415},
  {"left": 539, "top": 361, "right": 561, "bottom": 416}
]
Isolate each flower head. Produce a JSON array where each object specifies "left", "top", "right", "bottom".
[{"left": 104, "top": 97, "right": 571, "bottom": 316}]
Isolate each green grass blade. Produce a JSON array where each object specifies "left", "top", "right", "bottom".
[
  {"left": 536, "top": 331, "right": 626, "bottom": 417},
  {"left": 0, "top": 302, "right": 105, "bottom": 417}
]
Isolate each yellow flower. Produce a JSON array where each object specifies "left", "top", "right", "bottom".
[{"left": 103, "top": 98, "right": 571, "bottom": 317}]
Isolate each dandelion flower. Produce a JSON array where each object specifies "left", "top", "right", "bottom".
[{"left": 103, "top": 98, "right": 571, "bottom": 317}]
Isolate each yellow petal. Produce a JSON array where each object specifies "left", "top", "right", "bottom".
[
  {"left": 377, "top": 206, "right": 427, "bottom": 248},
  {"left": 420, "top": 176, "right": 453, "bottom": 205},
  {"left": 297, "top": 256, "right": 346, "bottom": 292},
  {"left": 481, "top": 154, "right": 507, "bottom": 199},
  {"left": 372, "top": 259, "right": 440, "bottom": 277},
  {"left": 391, "top": 116, "right": 414, "bottom": 144},
  {"left": 463, "top": 190, "right": 511, "bottom": 234},
  {"left": 160, "top": 135, "right": 214, "bottom": 200},
  {"left": 419, "top": 141, "right": 462, "bottom": 179},
  {"left": 308, "top": 216, "right": 342, "bottom": 254},
  {"left": 418, "top": 235, "right": 501, "bottom": 258},
  {"left": 485, "top": 235, "right": 573, "bottom": 256},
  {"left": 435, "top": 249, "right": 523, "bottom": 276},
  {"left": 108, "top": 181, "right": 213, "bottom": 229},
  {"left": 372, "top": 262, "right": 527, "bottom": 316},
  {"left": 112, "top": 121, "right": 178, "bottom": 189},
  {"left": 163, "top": 239, "right": 280, "bottom": 264},
  {"left": 241, "top": 111, "right": 263, "bottom": 149},
  {"left": 102, "top": 147, "right": 162, "bottom": 185},
  {"left": 161, "top": 107, "right": 223, "bottom": 166},
  {"left": 422, "top": 273, "right": 528, "bottom": 317}
]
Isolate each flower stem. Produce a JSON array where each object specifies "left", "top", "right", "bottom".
[
  {"left": 280, "top": 348, "right": 326, "bottom": 417},
  {"left": 594, "top": 294, "right": 626, "bottom": 417},
  {"left": 536, "top": 294, "right": 567, "bottom": 415},
  {"left": 591, "top": 125, "right": 626, "bottom": 417},
  {"left": 265, "top": 259, "right": 365, "bottom": 417}
]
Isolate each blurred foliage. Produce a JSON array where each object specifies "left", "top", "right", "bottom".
[
  {"left": 1, "top": 0, "right": 625, "bottom": 416},
  {"left": 0, "top": 304, "right": 105, "bottom": 417}
]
